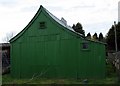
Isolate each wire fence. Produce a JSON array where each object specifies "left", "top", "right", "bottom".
[
  {"left": 108, "top": 51, "right": 120, "bottom": 82},
  {"left": 108, "top": 51, "right": 120, "bottom": 70}
]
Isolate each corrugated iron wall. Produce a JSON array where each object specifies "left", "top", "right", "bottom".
[
  {"left": 11, "top": 38, "right": 106, "bottom": 78},
  {"left": 10, "top": 9, "right": 106, "bottom": 79}
]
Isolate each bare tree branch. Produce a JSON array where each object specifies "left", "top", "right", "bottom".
[{"left": 2, "top": 32, "right": 16, "bottom": 43}]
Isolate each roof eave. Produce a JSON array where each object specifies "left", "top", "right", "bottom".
[{"left": 10, "top": 5, "right": 43, "bottom": 43}]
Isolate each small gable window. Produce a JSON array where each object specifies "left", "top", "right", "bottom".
[
  {"left": 39, "top": 22, "right": 46, "bottom": 29},
  {"left": 82, "top": 43, "right": 88, "bottom": 49},
  {"left": 81, "top": 41, "right": 89, "bottom": 50}
]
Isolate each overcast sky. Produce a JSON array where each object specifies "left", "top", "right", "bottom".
[{"left": 0, "top": 0, "right": 119, "bottom": 43}]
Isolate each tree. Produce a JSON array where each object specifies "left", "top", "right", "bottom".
[
  {"left": 98, "top": 32, "right": 104, "bottom": 41},
  {"left": 3, "top": 32, "right": 15, "bottom": 43},
  {"left": 72, "top": 24, "right": 76, "bottom": 30},
  {"left": 106, "top": 22, "right": 120, "bottom": 51},
  {"left": 106, "top": 25, "right": 116, "bottom": 51},
  {"left": 72, "top": 22, "right": 85, "bottom": 36},
  {"left": 93, "top": 32, "right": 98, "bottom": 41},
  {"left": 86, "top": 32, "right": 91, "bottom": 39}
]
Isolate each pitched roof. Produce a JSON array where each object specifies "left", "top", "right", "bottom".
[
  {"left": 9, "top": 5, "right": 106, "bottom": 45},
  {"left": 43, "top": 6, "right": 83, "bottom": 36},
  {"left": 44, "top": 8, "right": 106, "bottom": 44},
  {"left": 10, "top": 5, "right": 84, "bottom": 42}
]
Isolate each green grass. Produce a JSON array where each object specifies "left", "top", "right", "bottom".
[
  {"left": 2, "top": 74, "right": 119, "bottom": 85},
  {"left": 2, "top": 74, "right": 81, "bottom": 84},
  {"left": 2, "top": 62, "right": 120, "bottom": 85}
]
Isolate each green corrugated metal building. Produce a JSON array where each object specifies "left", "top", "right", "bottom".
[{"left": 10, "top": 5, "right": 106, "bottom": 79}]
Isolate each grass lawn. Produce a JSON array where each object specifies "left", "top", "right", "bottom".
[
  {"left": 2, "top": 63, "right": 120, "bottom": 85},
  {"left": 2, "top": 74, "right": 120, "bottom": 85}
]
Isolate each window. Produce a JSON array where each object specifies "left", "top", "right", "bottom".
[
  {"left": 39, "top": 22, "right": 46, "bottom": 29},
  {"left": 82, "top": 42, "right": 89, "bottom": 49}
]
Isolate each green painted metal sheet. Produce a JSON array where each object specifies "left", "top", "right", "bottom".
[{"left": 10, "top": 6, "right": 106, "bottom": 79}]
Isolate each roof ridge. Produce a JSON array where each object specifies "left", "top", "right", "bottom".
[
  {"left": 43, "top": 6, "right": 66, "bottom": 26},
  {"left": 42, "top": 6, "right": 83, "bottom": 36}
]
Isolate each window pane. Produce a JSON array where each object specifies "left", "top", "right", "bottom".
[
  {"left": 82, "top": 43, "right": 88, "bottom": 49},
  {"left": 40, "top": 22, "right": 46, "bottom": 29}
]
